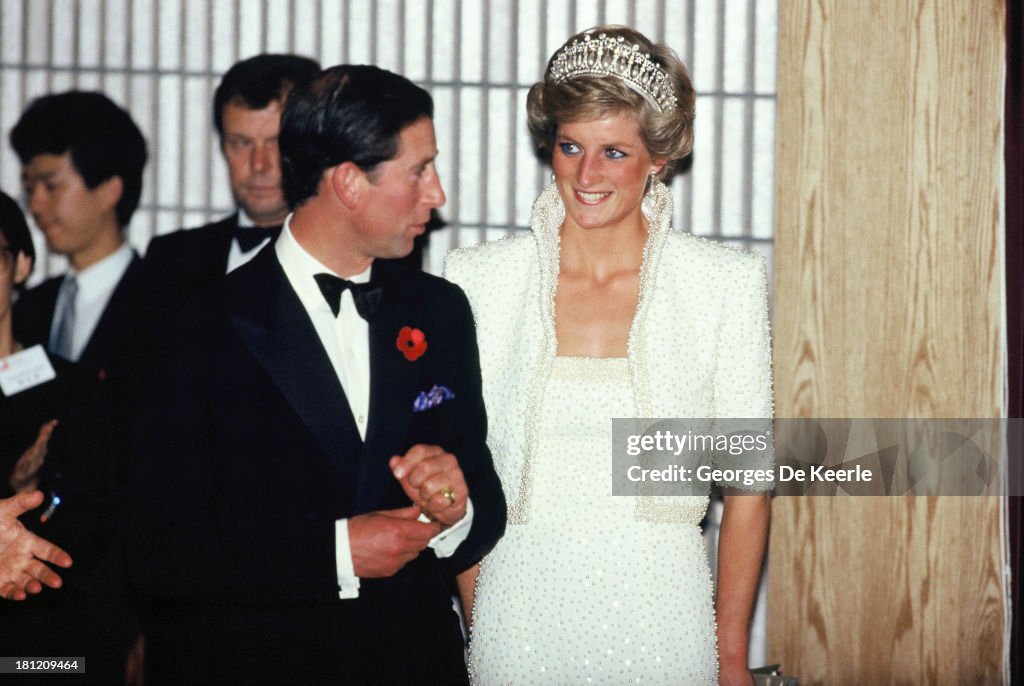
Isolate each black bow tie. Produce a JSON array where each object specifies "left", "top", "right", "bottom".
[
  {"left": 314, "top": 273, "right": 382, "bottom": 321},
  {"left": 235, "top": 225, "right": 282, "bottom": 253}
]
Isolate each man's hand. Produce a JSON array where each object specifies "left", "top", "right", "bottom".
[
  {"left": 9, "top": 419, "right": 57, "bottom": 493},
  {"left": 389, "top": 444, "right": 468, "bottom": 527},
  {"left": 0, "top": 490, "right": 73, "bottom": 601},
  {"left": 348, "top": 505, "right": 441, "bottom": 578}
]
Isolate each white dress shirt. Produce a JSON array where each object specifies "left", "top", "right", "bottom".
[
  {"left": 275, "top": 218, "right": 472, "bottom": 599},
  {"left": 49, "top": 242, "right": 134, "bottom": 362},
  {"left": 225, "top": 208, "right": 275, "bottom": 273}
]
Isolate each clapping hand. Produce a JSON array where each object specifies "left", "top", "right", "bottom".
[
  {"left": 0, "top": 490, "right": 73, "bottom": 601},
  {"left": 389, "top": 444, "right": 468, "bottom": 527},
  {"left": 9, "top": 419, "right": 57, "bottom": 493}
]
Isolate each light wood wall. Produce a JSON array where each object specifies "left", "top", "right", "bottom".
[{"left": 770, "top": 1, "right": 1007, "bottom": 684}]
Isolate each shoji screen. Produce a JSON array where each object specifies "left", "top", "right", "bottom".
[{"left": 0, "top": 0, "right": 777, "bottom": 282}]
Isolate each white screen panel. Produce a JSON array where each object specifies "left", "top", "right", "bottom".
[{"left": 0, "top": 0, "right": 775, "bottom": 283}]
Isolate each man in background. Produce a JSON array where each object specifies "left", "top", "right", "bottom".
[
  {"left": 142, "top": 53, "right": 320, "bottom": 305},
  {"left": 10, "top": 91, "right": 148, "bottom": 382}
]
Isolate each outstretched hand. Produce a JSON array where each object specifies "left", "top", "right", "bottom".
[
  {"left": 389, "top": 444, "right": 468, "bottom": 527},
  {"left": 0, "top": 490, "right": 73, "bottom": 601}
]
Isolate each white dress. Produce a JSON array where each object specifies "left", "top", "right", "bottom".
[
  {"left": 445, "top": 181, "right": 773, "bottom": 684},
  {"left": 468, "top": 356, "right": 718, "bottom": 685}
]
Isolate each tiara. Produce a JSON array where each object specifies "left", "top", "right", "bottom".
[{"left": 549, "top": 33, "right": 678, "bottom": 113}]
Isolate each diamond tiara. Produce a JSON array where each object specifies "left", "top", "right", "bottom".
[{"left": 549, "top": 33, "right": 678, "bottom": 113}]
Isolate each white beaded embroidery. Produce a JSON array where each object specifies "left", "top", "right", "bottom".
[{"left": 444, "top": 180, "right": 775, "bottom": 526}]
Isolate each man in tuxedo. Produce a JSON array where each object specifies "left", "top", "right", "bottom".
[
  {"left": 142, "top": 54, "right": 321, "bottom": 310},
  {"left": 10, "top": 91, "right": 148, "bottom": 381},
  {"left": 127, "top": 65, "right": 506, "bottom": 685}
]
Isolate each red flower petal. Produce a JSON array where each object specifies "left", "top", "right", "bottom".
[{"left": 396, "top": 326, "right": 428, "bottom": 361}]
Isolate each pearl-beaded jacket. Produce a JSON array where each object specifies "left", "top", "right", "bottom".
[{"left": 444, "top": 182, "right": 774, "bottom": 525}]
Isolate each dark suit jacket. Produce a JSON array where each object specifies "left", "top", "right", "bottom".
[
  {"left": 126, "top": 248, "right": 505, "bottom": 685},
  {"left": 0, "top": 354, "right": 128, "bottom": 684},
  {"left": 142, "top": 213, "right": 425, "bottom": 316},
  {"left": 12, "top": 254, "right": 145, "bottom": 381},
  {"left": 142, "top": 214, "right": 238, "bottom": 313}
]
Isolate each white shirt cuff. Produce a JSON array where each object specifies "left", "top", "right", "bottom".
[
  {"left": 335, "top": 499, "right": 474, "bottom": 600},
  {"left": 422, "top": 497, "right": 474, "bottom": 558},
  {"left": 334, "top": 518, "right": 360, "bottom": 599}
]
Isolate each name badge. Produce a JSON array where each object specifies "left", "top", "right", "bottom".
[{"left": 0, "top": 345, "right": 57, "bottom": 396}]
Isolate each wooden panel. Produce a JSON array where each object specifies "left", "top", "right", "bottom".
[{"left": 770, "top": 1, "right": 1006, "bottom": 684}]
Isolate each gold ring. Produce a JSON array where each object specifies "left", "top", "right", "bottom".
[{"left": 441, "top": 486, "right": 455, "bottom": 506}]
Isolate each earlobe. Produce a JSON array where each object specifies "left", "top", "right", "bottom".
[
  {"left": 100, "top": 176, "right": 124, "bottom": 212},
  {"left": 329, "top": 163, "right": 363, "bottom": 210},
  {"left": 13, "top": 253, "right": 32, "bottom": 287}
]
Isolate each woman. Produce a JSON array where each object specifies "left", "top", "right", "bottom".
[
  {"left": 0, "top": 188, "right": 60, "bottom": 492},
  {"left": 0, "top": 189, "right": 126, "bottom": 676},
  {"left": 445, "top": 26, "right": 772, "bottom": 685},
  {"left": 0, "top": 192, "right": 72, "bottom": 602}
]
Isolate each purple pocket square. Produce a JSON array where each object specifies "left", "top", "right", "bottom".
[{"left": 413, "top": 384, "right": 455, "bottom": 413}]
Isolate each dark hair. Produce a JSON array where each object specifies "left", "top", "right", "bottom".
[
  {"left": 10, "top": 91, "right": 148, "bottom": 228},
  {"left": 527, "top": 25, "right": 696, "bottom": 177},
  {"left": 279, "top": 65, "right": 434, "bottom": 208},
  {"left": 213, "top": 54, "right": 321, "bottom": 136},
  {"left": 0, "top": 190, "right": 35, "bottom": 278}
]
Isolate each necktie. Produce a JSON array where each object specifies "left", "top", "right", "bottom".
[
  {"left": 50, "top": 275, "right": 78, "bottom": 359},
  {"left": 235, "top": 224, "right": 282, "bottom": 253},
  {"left": 314, "top": 273, "right": 382, "bottom": 321}
]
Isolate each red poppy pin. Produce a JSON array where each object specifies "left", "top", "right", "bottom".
[{"left": 396, "top": 326, "right": 427, "bottom": 362}]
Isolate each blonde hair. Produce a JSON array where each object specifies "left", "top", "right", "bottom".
[{"left": 526, "top": 25, "right": 696, "bottom": 177}]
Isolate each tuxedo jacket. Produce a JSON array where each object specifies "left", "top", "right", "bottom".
[
  {"left": 143, "top": 213, "right": 424, "bottom": 315},
  {"left": 0, "top": 354, "right": 131, "bottom": 683},
  {"left": 12, "top": 254, "right": 145, "bottom": 381},
  {"left": 126, "top": 248, "right": 505, "bottom": 685},
  {"left": 142, "top": 214, "right": 238, "bottom": 312}
]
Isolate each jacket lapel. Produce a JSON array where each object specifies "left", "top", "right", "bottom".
[
  {"left": 78, "top": 255, "right": 143, "bottom": 375},
  {"left": 12, "top": 275, "right": 62, "bottom": 349},
  {"left": 208, "top": 213, "right": 237, "bottom": 277},
  {"left": 357, "top": 262, "right": 421, "bottom": 512},
  {"left": 228, "top": 250, "right": 363, "bottom": 482}
]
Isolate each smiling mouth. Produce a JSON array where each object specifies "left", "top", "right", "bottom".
[{"left": 574, "top": 190, "right": 611, "bottom": 205}]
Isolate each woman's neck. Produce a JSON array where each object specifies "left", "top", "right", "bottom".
[{"left": 558, "top": 217, "right": 648, "bottom": 282}]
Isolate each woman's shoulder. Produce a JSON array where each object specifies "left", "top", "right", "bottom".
[
  {"left": 445, "top": 231, "right": 533, "bottom": 264},
  {"left": 664, "top": 231, "right": 761, "bottom": 261},
  {"left": 663, "top": 231, "right": 766, "bottom": 276},
  {"left": 443, "top": 232, "right": 536, "bottom": 283}
]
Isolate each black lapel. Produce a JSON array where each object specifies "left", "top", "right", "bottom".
[
  {"left": 78, "top": 255, "right": 144, "bottom": 374},
  {"left": 357, "top": 261, "right": 422, "bottom": 512},
  {"left": 12, "top": 275, "right": 61, "bottom": 348},
  {"left": 204, "top": 213, "right": 238, "bottom": 279},
  {"left": 228, "top": 249, "right": 363, "bottom": 481}
]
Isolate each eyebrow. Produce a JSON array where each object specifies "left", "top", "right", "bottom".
[
  {"left": 410, "top": 151, "right": 439, "bottom": 170},
  {"left": 556, "top": 134, "right": 637, "bottom": 148},
  {"left": 21, "top": 169, "right": 59, "bottom": 183}
]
